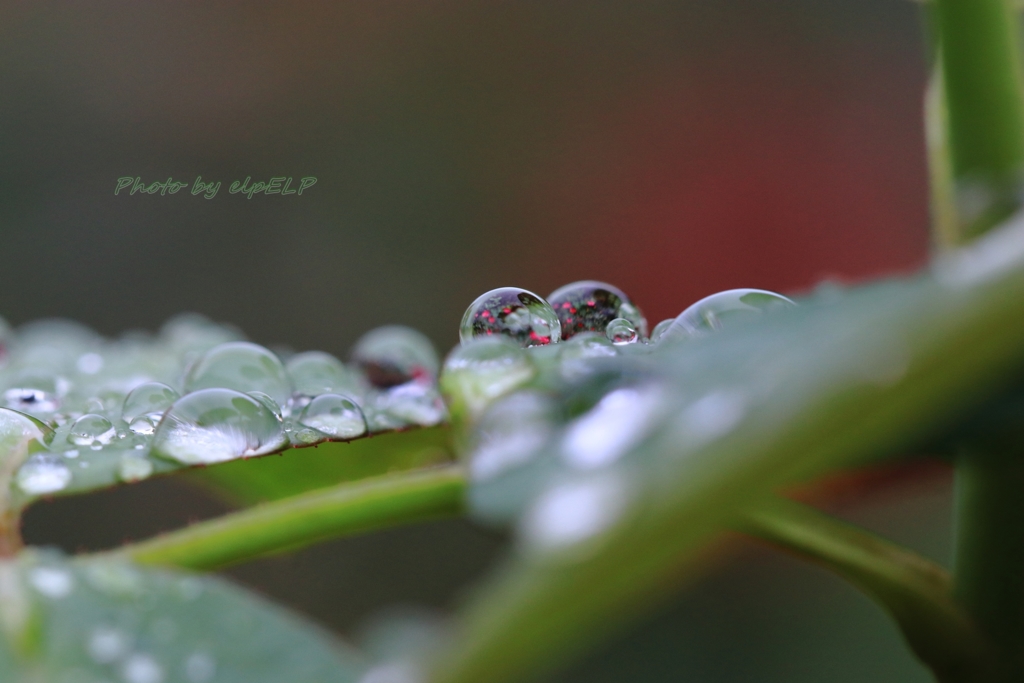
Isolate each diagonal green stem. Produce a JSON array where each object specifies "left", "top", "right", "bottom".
[
  {"left": 737, "top": 497, "right": 995, "bottom": 683},
  {"left": 116, "top": 465, "right": 466, "bottom": 571}
]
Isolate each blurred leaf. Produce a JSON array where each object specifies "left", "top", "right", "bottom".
[
  {"left": 430, "top": 217, "right": 1024, "bottom": 683},
  {"left": 0, "top": 549, "right": 363, "bottom": 682}
]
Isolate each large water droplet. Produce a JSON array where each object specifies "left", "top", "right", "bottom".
[
  {"left": 298, "top": 394, "right": 367, "bottom": 439},
  {"left": 370, "top": 384, "right": 446, "bottom": 429},
  {"left": 649, "top": 318, "right": 674, "bottom": 343},
  {"left": 184, "top": 342, "right": 292, "bottom": 406},
  {"left": 440, "top": 338, "right": 537, "bottom": 421},
  {"left": 605, "top": 318, "right": 638, "bottom": 345},
  {"left": 664, "top": 288, "right": 795, "bottom": 339},
  {"left": 122, "top": 382, "right": 180, "bottom": 422},
  {"left": 547, "top": 281, "right": 648, "bottom": 340},
  {"left": 460, "top": 287, "right": 560, "bottom": 347},
  {"left": 151, "top": 388, "right": 288, "bottom": 465},
  {"left": 287, "top": 351, "right": 363, "bottom": 396},
  {"left": 16, "top": 454, "right": 71, "bottom": 495},
  {"left": 351, "top": 326, "right": 439, "bottom": 388},
  {"left": 68, "top": 414, "right": 116, "bottom": 447}
]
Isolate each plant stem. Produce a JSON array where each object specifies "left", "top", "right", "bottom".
[
  {"left": 933, "top": 0, "right": 1024, "bottom": 242},
  {"left": 738, "top": 497, "right": 995, "bottom": 683},
  {"left": 953, "top": 450, "right": 1024, "bottom": 680},
  {"left": 118, "top": 465, "right": 466, "bottom": 571}
]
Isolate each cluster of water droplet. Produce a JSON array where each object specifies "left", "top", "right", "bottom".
[
  {"left": 0, "top": 314, "right": 446, "bottom": 499},
  {"left": 450, "top": 282, "right": 797, "bottom": 553}
]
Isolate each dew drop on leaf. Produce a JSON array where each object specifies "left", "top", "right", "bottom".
[
  {"left": 27, "top": 566, "right": 74, "bottom": 599},
  {"left": 122, "top": 382, "right": 180, "bottom": 423},
  {"left": 151, "top": 388, "right": 288, "bottom": 465},
  {"left": 298, "top": 393, "right": 368, "bottom": 439},
  {"left": 184, "top": 342, "right": 292, "bottom": 406},
  {"left": 440, "top": 337, "right": 537, "bottom": 421},
  {"left": 351, "top": 326, "right": 439, "bottom": 388},
  {"left": 605, "top": 318, "right": 638, "bottom": 345},
  {"left": 68, "top": 414, "right": 116, "bottom": 447},
  {"left": 16, "top": 453, "right": 72, "bottom": 495},
  {"left": 547, "top": 280, "right": 648, "bottom": 340},
  {"left": 460, "top": 287, "right": 561, "bottom": 348},
  {"left": 286, "top": 351, "right": 362, "bottom": 397},
  {"left": 664, "top": 288, "right": 796, "bottom": 339},
  {"left": 119, "top": 453, "right": 154, "bottom": 483},
  {"left": 648, "top": 318, "right": 674, "bottom": 343}
]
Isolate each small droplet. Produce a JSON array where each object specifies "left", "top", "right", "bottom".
[
  {"left": 287, "top": 351, "right": 362, "bottom": 396},
  {"left": 121, "top": 653, "right": 164, "bottom": 683},
  {"left": 246, "top": 390, "right": 283, "bottom": 420},
  {"left": 151, "top": 388, "right": 288, "bottom": 465},
  {"left": 372, "top": 384, "right": 447, "bottom": 429},
  {"left": 184, "top": 342, "right": 292, "bottom": 406},
  {"left": 351, "top": 326, "right": 439, "bottom": 388},
  {"left": 605, "top": 318, "right": 638, "bottom": 345},
  {"left": 468, "top": 392, "right": 555, "bottom": 482},
  {"left": 69, "top": 414, "right": 116, "bottom": 446},
  {"left": 648, "top": 318, "right": 674, "bottom": 343},
  {"left": 298, "top": 394, "right": 368, "bottom": 439},
  {"left": 440, "top": 337, "right": 537, "bottom": 420},
  {"left": 16, "top": 454, "right": 71, "bottom": 495},
  {"left": 119, "top": 454, "right": 154, "bottom": 483},
  {"left": 460, "top": 288, "right": 560, "bottom": 347},
  {"left": 27, "top": 566, "right": 74, "bottom": 599},
  {"left": 122, "top": 382, "right": 179, "bottom": 423},
  {"left": 128, "top": 416, "right": 158, "bottom": 436},
  {"left": 557, "top": 332, "right": 617, "bottom": 381},
  {"left": 547, "top": 281, "right": 647, "bottom": 340},
  {"left": 3, "top": 373, "right": 63, "bottom": 415},
  {"left": 664, "top": 288, "right": 795, "bottom": 339}
]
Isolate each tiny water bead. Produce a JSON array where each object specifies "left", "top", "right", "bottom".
[
  {"left": 68, "top": 414, "right": 116, "bottom": 447},
  {"left": 287, "top": 351, "right": 362, "bottom": 396},
  {"left": 664, "top": 288, "right": 796, "bottom": 339},
  {"left": 298, "top": 394, "right": 368, "bottom": 439},
  {"left": 151, "top": 388, "right": 288, "bottom": 465},
  {"left": 605, "top": 318, "right": 638, "bottom": 345},
  {"left": 649, "top": 318, "right": 674, "bottom": 343},
  {"left": 546, "top": 281, "right": 648, "bottom": 340},
  {"left": 460, "top": 287, "right": 560, "bottom": 348},
  {"left": 122, "top": 382, "right": 179, "bottom": 422},
  {"left": 351, "top": 326, "right": 439, "bottom": 388},
  {"left": 184, "top": 342, "right": 293, "bottom": 406},
  {"left": 16, "top": 453, "right": 72, "bottom": 495}
]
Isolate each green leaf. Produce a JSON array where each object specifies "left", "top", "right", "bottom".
[
  {"left": 430, "top": 218, "right": 1024, "bottom": 683},
  {"left": 0, "top": 549, "right": 364, "bottom": 682}
]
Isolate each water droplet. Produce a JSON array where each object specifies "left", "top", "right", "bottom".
[
  {"left": 557, "top": 332, "right": 617, "bottom": 381},
  {"left": 246, "top": 390, "right": 283, "bottom": 420},
  {"left": 184, "top": 342, "right": 292, "bottom": 406},
  {"left": 372, "top": 384, "right": 447, "bottom": 429},
  {"left": 69, "top": 414, "right": 116, "bottom": 446},
  {"left": 121, "top": 653, "right": 164, "bottom": 683},
  {"left": 63, "top": 449, "right": 79, "bottom": 458},
  {"left": 27, "top": 566, "right": 74, "bottom": 599},
  {"left": 648, "top": 319, "right": 673, "bottom": 343},
  {"left": 287, "top": 351, "right": 363, "bottom": 396},
  {"left": 151, "top": 388, "right": 288, "bottom": 464},
  {"left": 184, "top": 652, "right": 216, "bottom": 683},
  {"left": 460, "top": 288, "right": 560, "bottom": 347},
  {"left": 83, "top": 559, "right": 144, "bottom": 598},
  {"left": 298, "top": 394, "right": 367, "bottom": 439},
  {"left": 664, "top": 288, "right": 795, "bottom": 339},
  {"left": 519, "top": 477, "right": 628, "bottom": 551},
  {"left": 3, "top": 372, "right": 66, "bottom": 415},
  {"left": 16, "top": 454, "right": 71, "bottom": 495},
  {"left": 561, "top": 387, "right": 665, "bottom": 470},
  {"left": 440, "top": 338, "right": 537, "bottom": 420},
  {"left": 469, "top": 392, "right": 555, "bottom": 482},
  {"left": 119, "top": 454, "right": 154, "bottom": 483},
  {"left": 122, "top": 382, "right": 179, "bottom": 422},
  {"left": 75, "top": 352, "right": 104, "bottom": 375},
  {"left": 547, "top": 281, "right": 648, "bottom": 340},
  {"left": 128, "top": 416, "right": 157, "bottom": 436},
  {"left": 87, "top": 625, "right": 130, "bottom": 664},
  {"left": 351, "top": 326, "right": 439, "bottom": 388},
  {"left": 605, "top": 318, "right": 638, "bottom": 345}
]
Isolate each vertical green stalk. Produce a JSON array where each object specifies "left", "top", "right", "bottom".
[
  {"left": 933, "top": 0, "right": 1024, "bottom": 243},
  {"left": 931, "top": 1, "right": 1024, "bottom": 678}
]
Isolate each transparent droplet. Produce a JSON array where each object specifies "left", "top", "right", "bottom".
[
  {"left": 460, "top": 287, "right": 560, "bottom": 347},
  {"left": 372, "top": 384, "right": 447, "bottom": 429},
  {"left": 286, "top": 351, "right": 363, "bottom": 396},
  {"left": 16, "top": 454, "right": 71, "bottom": 495},
  {"left": 122, "top": 382, "right": 179, "bottom": 422},
  {"left": 2, "top": 373, "right": 66, "bottom": 415},
  {"left": 246, "top": 390, "right": 283, "bottom": 420},
  {"left": 298, "top": 394, "right": 368, "bottom": 439},
  {"left": 649, "top": 318, "right": 674, "bottom": 343},
  {"left": 605, "top": 318, "right": 638, "bottom": 345},
  {"left": 119, "top": 454, "right": 154, "bottom": 482},
  {"left": 184, "top": 342, "right": 292, "bottom": 406},
  {"left": 547, "top": 281, "right": 648, "bottom": 340},
  {"left": 440, "top": 337, "right": 537, "bottom": 421},
  {"left": 128, "top": 416, "right": 158, "bottom": 436},
  {"left": 151, "top": 388, "right": 288, "bottom": 465},
  {"left": 664, "top": 288, "right": 796, "bottom": 339},
  {"left": 557, "top": 332, "right": 618, "bottom": 381},
  {"left": 27, "top": 566, "right": 74, "bottom": 599},
  {"left": 351, "top": 326, "right": 439, "bottom": 388},
  {"left": 468, "top": 391, "right": 556, "bottom": 483},
  {"left": 68, "top": 414, "right": 116, "bottom": 446}
]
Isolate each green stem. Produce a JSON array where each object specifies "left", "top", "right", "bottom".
[
  {"left": 738, "top": 498, "right": 995, "bottom": 683},
  {"left": 117, "top": 465, "right": 466, "bottom": 571},
  {"left": 953, "top": 451, "right": 1024, "bottom": 680},
  {"left": 933, "top": 0, "right": 1024, "bottom": 241}
]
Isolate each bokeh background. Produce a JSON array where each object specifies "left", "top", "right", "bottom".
[{"left": 1, "top": 1, "right": 948, "bottom": 681}]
